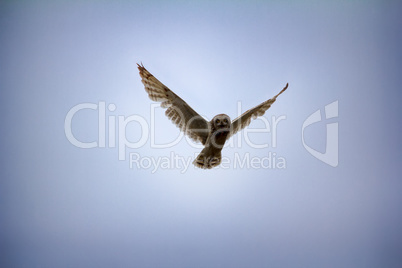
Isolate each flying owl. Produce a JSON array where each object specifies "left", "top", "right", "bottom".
[{"left": 137, "top": 63, "right": 288, "bottom": 169}]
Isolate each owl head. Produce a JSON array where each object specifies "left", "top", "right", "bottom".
[{"left": 211, "top": 114, "right": 231, "bottom": 131}]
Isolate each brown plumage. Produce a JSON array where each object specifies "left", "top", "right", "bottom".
[{"left": 137, "top": 63, "right": 288, "bottom": 169}]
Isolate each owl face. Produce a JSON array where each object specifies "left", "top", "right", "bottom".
[{"left": 212, "top": 114, "right": 231, "bottom": 130}]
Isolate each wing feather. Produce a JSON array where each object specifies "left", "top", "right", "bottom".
[
  {"left": 138, "top": 64, "right": 210, "bottom": 145},
  {"left": 229, "top": 83, "right": 288, "bottom": 139}
]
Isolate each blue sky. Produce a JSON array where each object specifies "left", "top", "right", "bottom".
[{"left": 1, "top": 1, "right": 401, "bottom": 267}]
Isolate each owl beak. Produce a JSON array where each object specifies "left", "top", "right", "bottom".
[{"left": 218, "top": 123, "right": 230, "bottom": 130}]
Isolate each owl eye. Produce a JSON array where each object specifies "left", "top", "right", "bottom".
[
  {"left": 215, "top": 119, "right": 220, "bottom": 124},
  {"left": 223, "top": 118, "right": 228, "bottom": 124}
]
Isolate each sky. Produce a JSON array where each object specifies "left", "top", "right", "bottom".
[{"left": 1, "top": 1, "right": 401, "bottom": 267}]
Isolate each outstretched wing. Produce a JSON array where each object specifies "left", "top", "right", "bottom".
[
  {"left": 138, "top": 63, "right": 210, "bottom": 145},
  {"left": 228, "top": 83, "right": 288, "bottom": 139}
]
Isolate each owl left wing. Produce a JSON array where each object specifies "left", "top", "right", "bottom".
[
  {"left": 138, "top": 63, "right": 210, "bottom": 145},
  {"left": 228, "top": 83, "right": 288, "bottom": 139}
]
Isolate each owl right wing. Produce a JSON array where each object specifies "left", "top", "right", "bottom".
[
  {"left": 138, "top": 64, "right": 210, "bottom": 145},
  {"left": 228, "top": 83, "right": 288, "bottom": 139}
]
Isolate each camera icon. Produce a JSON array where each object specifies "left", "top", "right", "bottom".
[{"left": 302, "top": 101, "right": 338, "bottom": 167}]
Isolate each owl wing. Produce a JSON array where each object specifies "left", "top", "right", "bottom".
[
  {"left": 138, "top": 64, "right": 210, "bottom": 145},
  {"left": 228, "top": 83, "right": 288, "bottom": 139}
]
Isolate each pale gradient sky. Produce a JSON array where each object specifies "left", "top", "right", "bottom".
[{"left": 1, "top": 1, "right": 401, "bottom": 267}]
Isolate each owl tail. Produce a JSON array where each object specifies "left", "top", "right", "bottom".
[{"left": 193, "top": 147, "right": 222, "bottom": 169}]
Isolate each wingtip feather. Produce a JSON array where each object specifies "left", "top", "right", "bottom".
[{"left": 274, "top": 83, "right": 289, "bottom": 98}]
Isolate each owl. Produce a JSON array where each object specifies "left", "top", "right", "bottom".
[{"left": 138, "top": 63, "right": 288, "bottom": 169}]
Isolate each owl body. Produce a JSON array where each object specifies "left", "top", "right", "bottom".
[
  {"left": 137, "top": 64, "right": 288, "bottom": 169},
  {"left": 193, "top": 114, "right": 231, "bottom": 169}
]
